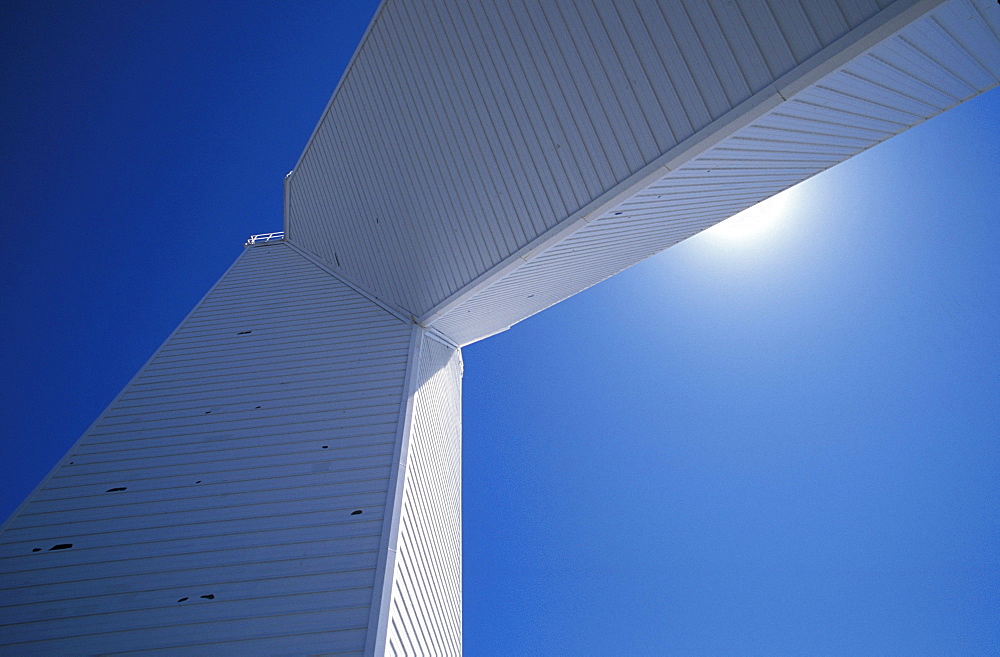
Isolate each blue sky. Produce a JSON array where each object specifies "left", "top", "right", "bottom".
[{"left": 2, "top": 3, "right": 997, "bottom": 655}]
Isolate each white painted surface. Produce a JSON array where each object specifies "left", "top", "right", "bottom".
[
  {"left": 382, "top": 335, "right": 463, "bottom": 656},
  {"left": 3, "top": 0, "right": 999, "bottom": 653},
  {"left": 431, "top": 0, "right": 1000, "bottom": 345},
  {"left": 0, "top": 242, "right": 412, "bottom": 655},
  {"left": 288, "top": 0, "right": 923, "bottom": 320},
  {"left": 287, "top": 0, "right": 999, "bottom": 346},
  {"left": 0, "top": 242, "right": 466, "bottom": 655}
]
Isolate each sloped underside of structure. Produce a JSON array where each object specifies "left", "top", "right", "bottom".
[
  {"left": 286, "top": 0, "right": 999, "bottom": 345},
  {"left": 0, "top": 243, "right": 413, "bottom": 654},
  {"left": 2, "top": 1, "right": 999, "bottom": 655},
  {"left": 0, "top": 242, "right": 467, "bottom": 655}
]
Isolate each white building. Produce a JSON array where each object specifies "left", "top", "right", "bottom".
[{"left": 1, "top": 0, "right": 997, "bottom": 654}]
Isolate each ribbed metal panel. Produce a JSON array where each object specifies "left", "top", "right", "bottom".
[
  {"left": 0, "top": 242, "right": 412, "bottom": 655},
  {"left": 431, "top": 0, "right": 1000, "bottom": 345},
  {"left": 288, "top": 0, "right": 898, "bottom": 319},
  {"left": 382, "top": 335, "right": 463, "bottom": 657},
  {"left": 6, "top": 0, "right": 997, "bottom": 652}
]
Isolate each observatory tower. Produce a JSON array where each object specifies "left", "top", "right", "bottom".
[{"left": 2, "top": 0, "right": 998, "bottom": 654}]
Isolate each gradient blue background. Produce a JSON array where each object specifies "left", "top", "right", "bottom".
[{"left": 2, "top": 2, "right": 997, "bottom": 654}]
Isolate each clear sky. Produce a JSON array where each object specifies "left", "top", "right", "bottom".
[{"left": 1, "top": 3, "right": 997, "bottom": 655}]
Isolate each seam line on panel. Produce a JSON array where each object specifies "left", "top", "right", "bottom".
[
  {"left": 283, "top": 240, "right": 416, "bottom": 326},
  {"left": 423, "top": 328, "right": 460, "bottom": 351},
  {"left": 415, "top": 83, "right": 783, "bottom": 329},
  {"left": 366, "top": 325, "right": 423, "bottom": 657},
  {"left": 415, "top": 0, "right": 947, "bottom": 332}
]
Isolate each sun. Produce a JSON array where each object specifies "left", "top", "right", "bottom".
[{"left": 704, "top": 187, "right": 798, "bottom": 241}]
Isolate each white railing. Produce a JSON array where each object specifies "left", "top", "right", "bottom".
[{"left": 245, "top": 231, "right": 285, "bottom": 245}]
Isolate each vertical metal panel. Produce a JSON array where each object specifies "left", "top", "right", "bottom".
[
  {"left": 0, "top": 242, "right": 412, "bottom": 655},
  {"left": 288, "top": 0, "right": 898, "bottom": 319},
  {"left": 430, "top": 0, "right": 999, "bottom": 346},
  {"left": 383, "top": 334, "right": 463, "bottom": 656}
]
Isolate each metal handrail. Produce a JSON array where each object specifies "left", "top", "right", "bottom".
[{"left": 245, "top": 231, "right": 285, "bottom": 245}]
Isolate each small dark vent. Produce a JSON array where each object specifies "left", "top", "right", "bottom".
[
  {"left": 49, "top": 543, "right": 73, "bottom": 551},
  {"left": 106, "top": 487, "right": 127, "bottom": 493},
  {"left": 201, "top": 594, "right": 215, "bottom": 600},
  {"left": 31, "top": 548, "right": 40, "bottom": 552},
  {"left": 237, "top": 330, "right": 252, "bottom": 335},
  {"left": 351, "top": 509, "right": 363, "bottom": 516},
  {"left": 177, "top": 597, "right": 189, "bottom": 602}
]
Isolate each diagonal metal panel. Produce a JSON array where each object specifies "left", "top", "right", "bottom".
[
  {"left": 5, "top": 1, "right": 997, "bottom": 653},
  {"left": 429, "top": 0, "right": 1000, "bottom": 345},
  {"left": 287, "top": 0, "right": 904, "bottom": 320},
  {"left": 0, "top": 242, "right": 413, "bottom": 655}
]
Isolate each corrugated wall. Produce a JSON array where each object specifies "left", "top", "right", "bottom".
[
  {"left": 381, "top": 335, "right": 463, "bottom": 656},
  {"left": 0, "top": 242, "right": 414, "bottom": 655},
  {"left": 5, "top": 0, "right": 997, "bottom": 652},
  {"left": 430, "top": 0, "right": 1000, "bottom": 344},
  {"left": 287, "top": 0, "right": 906, "bottom": 319}
]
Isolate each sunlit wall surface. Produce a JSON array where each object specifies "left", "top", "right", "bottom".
[{"left": 1, "top": 0, "right": 997, "bottom": 654}]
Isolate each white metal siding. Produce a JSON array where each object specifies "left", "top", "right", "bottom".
[
  {"left": 5, "top": 0, "right": 997, "bottom": 653},
  {"left": 430, "top": 0, "right": 1000, "bottom": 345},
  {"left": 0, "top": 242, "right": 412, "bottom": 655},
  {"left": 383, "top": 335, "right": 463, "bottom": 657},
  {"left": 288, "top": 0, "right": 904, "bottom": 319}
]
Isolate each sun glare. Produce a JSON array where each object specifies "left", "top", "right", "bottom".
[{"left": 704, "top": 187, "right": 797, "bottom": 241}]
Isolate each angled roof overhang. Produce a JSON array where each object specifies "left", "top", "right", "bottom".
[{"left": 285, "top": 0, "right": 999, "bottom": 345}]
